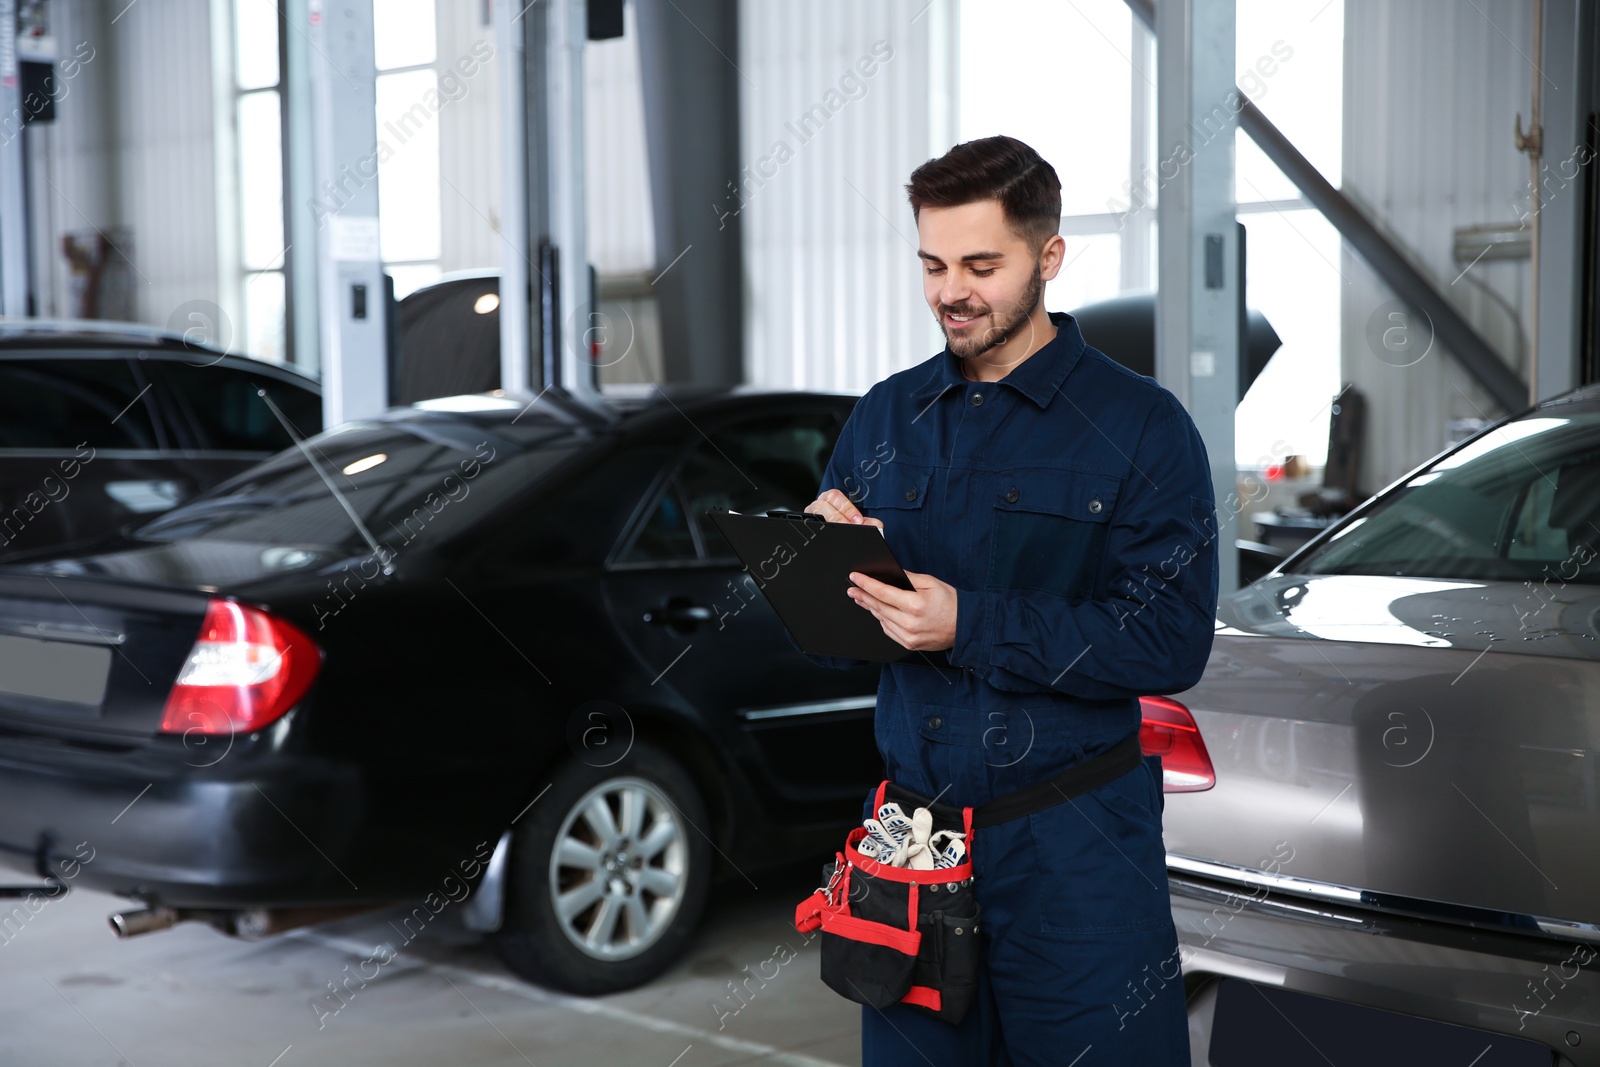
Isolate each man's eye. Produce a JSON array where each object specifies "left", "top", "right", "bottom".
[
  {"left": 924, "top": 266, "right": 945, "bottom": 276},
  {"left": 972, "top": 268, "right": 996, "bottom": 277}
]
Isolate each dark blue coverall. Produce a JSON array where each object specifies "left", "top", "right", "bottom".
[{"left": 801, "top": 311, "right": 1219, "bottom": 1066}]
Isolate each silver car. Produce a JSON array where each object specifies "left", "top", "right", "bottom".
[{"left": 1164, "top": 385, "right": 1600, "bottom": 1065}]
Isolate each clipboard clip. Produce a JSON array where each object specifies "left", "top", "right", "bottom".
[{"left": 763, "top": 509, "right": 826, "bottom": 524}]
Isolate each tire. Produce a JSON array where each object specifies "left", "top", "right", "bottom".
[{"left": 488, "top": 742, "right": 712, "bottom": 994}]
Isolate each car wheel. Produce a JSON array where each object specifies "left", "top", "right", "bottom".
[{"left": 488, "top": 743, "right": 712, "bottom": 995}]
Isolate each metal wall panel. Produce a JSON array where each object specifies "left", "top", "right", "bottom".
[
  {"left": 1340, "top": 0, "right": 1546, "bottom": 493},
  {"left": 436, "top": 0, "right": 654, "bottom": 277},
  {"left": 28, "top": 0, "right": 219, "bottom": 326},
  {"left": 738, "top": 0, "right": 955, "bottom": 394},
  {"left": 582, "top": 0, "right": 654, "bottom": 274},
  {"left": 436, "top": 0, "right": 501, "bottom": 273}
]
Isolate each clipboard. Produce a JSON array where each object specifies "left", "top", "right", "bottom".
[{"left": 704, "top": 506, "right": 956, "bottom": 668}]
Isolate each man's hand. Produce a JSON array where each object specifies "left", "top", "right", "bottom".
[
  {"left": 846, "top": 570, "right": 958, "bottom": 652},
  {"left": 804, "top": 489, "right": 884, "bottom": 530}
]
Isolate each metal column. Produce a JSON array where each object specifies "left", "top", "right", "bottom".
[
  {"left": 499, "top": 0, "right": 604, "bottom": 410},
  {"left": 546, "top": 0, "right": 590, "bottom": 402},
  {"left": 495, "top": 0, "right": 536, "bottom": 396},
  {"left": 1533, "top": 0, "right": 1590, "bottom": 401},
  {"left": 1155, "top": 0, "right": 1240, "bottom": 596},
  {"left": 282, "top": 0, "right": 320, "bottom": 375},
  {"left": 297, "top": 0, "right": 387, "bottom": 424},
  {"left": 0, "top": 0, "right": 28, "bottom": 317},
  {"left": 635, "top": 0, "right": 741, "bottom": 387}
]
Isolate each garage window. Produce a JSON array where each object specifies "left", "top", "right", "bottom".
[{"left": 232, "top": 0, "right": 287, "bottom": 364}]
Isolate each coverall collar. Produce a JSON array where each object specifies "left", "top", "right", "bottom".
[{"left": 910, "top": 309, "right": 1087, "bottom": 410}]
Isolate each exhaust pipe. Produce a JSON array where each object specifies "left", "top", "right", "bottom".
[{"left": 108, "top": 906, "right": 181, "bottom": 938}]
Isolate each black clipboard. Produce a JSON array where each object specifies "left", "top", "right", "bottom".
[{"left": 704, "top": 506, "right": 956, "bottom": 668}]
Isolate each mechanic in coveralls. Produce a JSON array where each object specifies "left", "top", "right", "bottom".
[{"left": 801, "top": 135, "right": 1219, "bottom": 1065}]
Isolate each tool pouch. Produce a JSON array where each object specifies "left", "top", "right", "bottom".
[{"left": 794, "top": 779, "right": 980, "bottom": 1025}]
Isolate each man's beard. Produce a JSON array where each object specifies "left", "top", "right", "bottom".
[{"left": 938, "top": 264, "right": 1045, "bottom": 364}]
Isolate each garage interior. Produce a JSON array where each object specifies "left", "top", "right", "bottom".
[{"left": 2, "top": 0, "right": 1599, "bottom": 1064}]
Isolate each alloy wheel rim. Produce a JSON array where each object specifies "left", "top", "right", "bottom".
[{"left": 548, "top": 776, "right": 689, "bottom": 961}]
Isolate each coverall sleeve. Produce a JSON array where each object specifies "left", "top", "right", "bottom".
[
  {"left": 947, "top": 397, "right": 1220, "bottom": 699},
  {"left": 789, "top": 406, "right": 873, "bottom": 671}
]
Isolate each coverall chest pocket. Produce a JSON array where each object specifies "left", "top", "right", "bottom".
[
  {"left": 864, "top": 462, "right": 932, "bottom": 546},
  {"left": 986, "top": 469, "right": 1119, "bottom": 600}
]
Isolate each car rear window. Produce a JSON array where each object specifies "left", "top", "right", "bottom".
[
  {"left": 152, "top": 361, "right": 322, "bottom": 452},
  {"left": 0, "top": 357, "right": 160, "bottom": 450},
  {"left": 1298, "top": 407, "right": 1600, "bottom": 582},
  {"left": 131, "top": 419, "right": 580, "bottom": 550}
]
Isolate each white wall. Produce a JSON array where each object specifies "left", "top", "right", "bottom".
[
  {"left": 1340, "top": 0, "right": 1574, "bottom": 494},
  {"left": 435, "top": 0, "right": 501, "bottom": 274},
  {"left": 436, "top": 0, "right": 656, "bottom": 278},
  {"left": 738, "top": 0, "right": 957, "bottom": 394},
  {"left": 26, "top": 0, "right": 220, "bottom": 326}
]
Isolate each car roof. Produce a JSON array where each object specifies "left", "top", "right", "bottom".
[
  {"left": 375, "top": 385, "right": 856, "bottom": 441},
  {"left": 0, "top": 318, "right": 320, "bottom": 387}
]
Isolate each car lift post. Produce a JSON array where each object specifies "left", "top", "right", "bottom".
[
  {"left": 497, "top": 0, "right": 609, "bottom": 413},
  {"left": 1155, "top": 0, "right": 1242, "bottom": 596},
  {"left": 0, "top": 0, "right": 29, "bottom": 317},
  {"left": 285, "top": 0, "right": 389, "bottom": 425}
]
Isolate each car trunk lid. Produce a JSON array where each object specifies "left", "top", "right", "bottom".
[{"left": 0, "top": 571, "right": 213, "bottom": 742}]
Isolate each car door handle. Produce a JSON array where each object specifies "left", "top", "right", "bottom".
[{"left": 643, "top": 602, "right": 714, "bottom": 627}]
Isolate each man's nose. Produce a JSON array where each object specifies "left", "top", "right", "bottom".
[{"left": 939, "top": 277, "right": 971, "bottom": 308}]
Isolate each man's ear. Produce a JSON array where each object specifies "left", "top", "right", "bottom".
[{"left": 1039, "top": 233, "right": 1067, "bottom": 282}]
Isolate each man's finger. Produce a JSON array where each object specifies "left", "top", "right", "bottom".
[
  {"left": 805, "top": 488, "right": 868, "bottom": 524},
  {"left": 849, "top": 571, "right": 912, "bottom": 609}
]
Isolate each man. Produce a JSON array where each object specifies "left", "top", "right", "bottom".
[{"left": 800, "top": 135, "right": 1218, "bottom": 1065}]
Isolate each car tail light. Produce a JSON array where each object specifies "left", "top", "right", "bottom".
[
  {"left": 1139, "top": 696, "right": 1215, "bottom": 792},
  {"left": 160, "top": 600, "right": 321, "bottom": 736}
]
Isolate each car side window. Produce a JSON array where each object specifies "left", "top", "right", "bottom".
[
  {"left": 680, "top": 413, "right": 841, "bottom": 561},
  {"left": 0, "top": 359, "right": 159, "bottom": 449},
  {"left": 1506, "top": 477, "right": 1572, "bottom": 561},
  {"left": 618, "top": 477, "right": 698, "bottom": 564},
  {"left": 151, "top": 361, "right": 321, "bottom": 452}
]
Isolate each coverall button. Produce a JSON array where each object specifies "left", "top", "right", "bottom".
[
  {"left": 904, "top": 487, "right": 918, "bottom": 502},
  {"left": 970, "top": 392, "right": 984, "bottom": 406},
  {"left": 1088, "top": 498, "right": 1103, "bottom": 514},
  {"left": 1004, "top": 487, "right": 1019, "bottom": 503},
  {"left": 927, "top": 717, "right": 943, "bottom": 730}
]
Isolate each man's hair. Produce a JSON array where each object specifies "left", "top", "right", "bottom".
[{"left": 905, "top": 135, "right": 1062, "bottom": 253}]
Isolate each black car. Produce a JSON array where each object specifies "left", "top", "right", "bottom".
[
  {"left": 0, "top": 384, "right": 1202, "bottom": 995},
  {"left": 0, "top": 386, "right": 889, "bottom": 993},
  {"left": 0, "top": 320, "right": 322, "bottom": 561}
]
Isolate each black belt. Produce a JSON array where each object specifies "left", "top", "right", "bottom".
[{"left": 883, "top": 730, "right": 1145, "bottom": 830}]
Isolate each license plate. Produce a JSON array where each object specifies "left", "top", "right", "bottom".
[
  {"left": 0, "top": 634, "right": 113, "bottom": 706},
  {"left": 1210, "top": 977, "right": 1553, "bottom": 1066}
]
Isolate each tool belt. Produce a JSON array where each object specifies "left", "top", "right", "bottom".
[{"left": 794, "top": 731, "right": 1144, "bottom": 1025}]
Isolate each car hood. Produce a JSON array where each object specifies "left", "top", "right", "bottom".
[
  {"left": 1218, "top": 572, "right": 1600, "bottom": 659},
  {"left": 1169, "top": 571, "right": 1600, "bottom": 932}
]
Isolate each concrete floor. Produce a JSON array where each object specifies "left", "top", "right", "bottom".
[{"left": 0, "top": 866, "right": 861, "bottom": 1067}]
